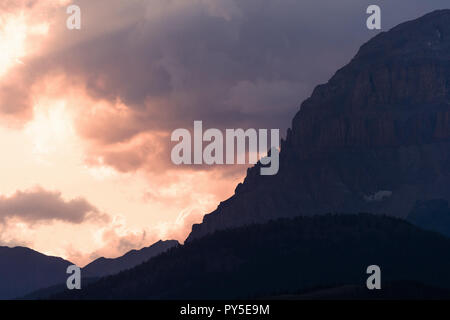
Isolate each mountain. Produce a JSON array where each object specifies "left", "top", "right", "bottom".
[
  {"left": 187, "top": 9, "right": 450, "bottom": 241},
  {"left": 53, "top": 214, "right": 450, "bottom": 299},
  {"left": 43, "top": 9, "right": 450, "bottom": 300},
  {"left": 83, "top": 240, "right": 179, "bottom": 277},
  {"left": 0, "top": 246, "right": 73, "bottom": 299},
  {"left": 20, "top": 239, "right": 179, "bottom": 299},
  {"left": 407, "top": 199, "right": 450, "bottom": 237}
]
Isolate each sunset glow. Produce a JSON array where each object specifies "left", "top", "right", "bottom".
[
  {"left": 0, "top": 13, "right": 26, "bottom": 76},
  {"left": 2, "top": 0, "right": 436, "bottom": 268},
  {"left": 0, "top": 1, "right": 245, "bottom": 266}
]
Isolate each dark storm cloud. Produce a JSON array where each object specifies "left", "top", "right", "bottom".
[{"left": 2, "top": 0, "right": 449, "bottom": 172}]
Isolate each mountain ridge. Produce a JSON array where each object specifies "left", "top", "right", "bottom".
[
  {"left": 52, "top": 213, "right": 450, "bottom": 299},
  {"left": 0, "top": 246, "right": 73, "bottom": 299},
  {"left": 83, "top": 239, "right": 179, "bottom": 277},
  {"left": 16, "top": 239, "right": 179, "bottom": 299}
]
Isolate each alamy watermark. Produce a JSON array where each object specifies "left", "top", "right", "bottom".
[
  {"left": 366, "top": 265, "right": 381, "bottom": 290},
  {"left": 171, "top": 121, "right": 280, "bottom": 175},
  {"left": 66, "top": 5, "right": 81, "bottom": 30},
  {"left": 65, "top": 4, "right": 380, "bottom": 31},
  {"left": 66, "top": 265, "right": 81, "bottom": 290},
  {"left": 367, "top": 5, "right": 381, "bottom": 30}
]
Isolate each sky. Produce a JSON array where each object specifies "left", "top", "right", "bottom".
[{"left": 0, "top": 0, "right": 448, "bottom": 266}]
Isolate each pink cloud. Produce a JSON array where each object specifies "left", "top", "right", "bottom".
[{"left": 0, "top": 186, "right": 109, "bottom": 224}]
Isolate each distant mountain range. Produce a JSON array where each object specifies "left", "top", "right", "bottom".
[
  {"left": 0, "top": 246, "right": 72, "bottom": 299},
  {"left": 0, "top": 240, "right": 178, "bottom": 299}
]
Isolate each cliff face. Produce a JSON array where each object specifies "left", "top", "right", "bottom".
[{"left": 187, "top": 10, "right": 450, "bottom": 241}]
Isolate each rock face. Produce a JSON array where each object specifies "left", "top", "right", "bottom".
[{"left": 187, "top": 10, "right": 450, "bottom": 241}]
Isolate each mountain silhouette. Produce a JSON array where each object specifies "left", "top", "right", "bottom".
[
  {"left": 52, "top": 214, "right": 450, "bottom": 299},
  {"left": 36, "top": 9, "right": 450, "bottom": 300},
  {"left": 83, "top": 240, "right": 179, "bottom": 277},
  {"left": 20, "top": 239, "right": 179, "bottom": 299},
  {"left": 188, "top": 9, "right": 450, "bottom": 241},
  {"left": 0, "top": 246, "right": 73, "bottom": 299}
]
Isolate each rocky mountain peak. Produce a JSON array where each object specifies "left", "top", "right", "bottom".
[{"left": 187, "top": 10, "right": 450, "bottom": 242}]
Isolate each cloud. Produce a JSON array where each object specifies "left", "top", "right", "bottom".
[
  {"left": 364, "top": 190, "right": 393, "bottom": 202},
  {"left": 2, "top": 0, "right": 449, "bottom": 176},
  {"left": 85, "top": 207, "right": 203, "bottom": 264},
  {"left": 161, "top": 207, "right": 205, "bottom": 242},
  {"left": 0, "top": 0, "right": 360, "bottom": 174},
  {"left": 0, "top": 187, "right": 108, "bottom": 224},
  {"left": 0, "top": 223, "right": 32, "bottom": 248},
  {"left": 86, "top": 215, "right": 159, "bottom": 262}
]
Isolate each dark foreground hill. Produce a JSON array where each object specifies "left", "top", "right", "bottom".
[
  {"left": 271, "top": 281, "right": 450, "bottom": 300},
  {"left": 53, "top": 214, "right": 450, "bottom": 299},
  {"left": 0, "top": 246, "right": 73, "bottom": 299}
]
